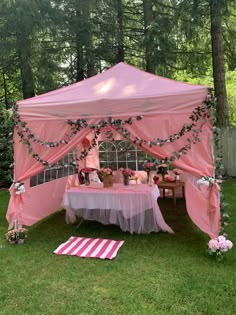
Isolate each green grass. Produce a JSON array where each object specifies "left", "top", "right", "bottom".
[{"left": 0, "top": 180, "right": 236, "bottom": 315}]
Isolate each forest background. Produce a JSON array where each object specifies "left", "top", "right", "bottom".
[{"left": 0, "top": 0, "right": 235, "bottom": 186}]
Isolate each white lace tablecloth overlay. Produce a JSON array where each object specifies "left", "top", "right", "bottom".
[{"left": 63, "top": 183, "right": 174, "bottom": 234}]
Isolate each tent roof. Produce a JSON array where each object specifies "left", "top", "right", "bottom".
[{"left": 17, "top": 62, "right": 208, "bottom": 120}]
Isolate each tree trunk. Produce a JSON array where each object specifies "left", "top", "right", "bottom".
[
  {"left": 143, "top": 0, "right": 155, "bottom": 73},
  {"left": 2, "top": 72, "right": 9, "bottom": 109},
  {"left": 82, "top": 0, "right": 95, "bottom": 78},
  {"left": 209, "top": 0, "right": 229, "bottom": 126},
  {"left": 16, "top": 31, "right": 35, "bottom": 99},
  {"left": 75, "top": 5, "right": 84, "bottom": 82},
  {"left": 75, "top": 42, "right": 84, "bottom": 82},
  {"left": 116, "top": 0, "right": 124, "bottom": 63}
]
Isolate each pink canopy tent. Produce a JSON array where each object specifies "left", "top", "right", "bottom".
[{"left": 7, "top": 62, "right": 220, "bottom": 238}]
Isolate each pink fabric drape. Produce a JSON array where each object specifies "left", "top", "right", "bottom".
[
  {"left": 120, "top": 115, "right": 220, "bottom": 238},
  {"left": 7, "top": 119, "right": 100, "bottom": 227}
]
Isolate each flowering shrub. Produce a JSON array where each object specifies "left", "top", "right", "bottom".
[
  {"left": 0, "top": 106, "right": 14, "bottom": 188},
  {"left": 208, "top": 235, "right": 233, "bottom": 261},
  {"left": 6, "top": 228, "right": 28, "bottom": 242},
  {"left": 119, "top": 168, "right": 135, "bottom": 177},
  {"left": 99, "top": 168, "right": 113, "bottom": 177}
]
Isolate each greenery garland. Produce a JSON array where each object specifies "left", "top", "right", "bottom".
[{"left": 13, "top": 93, "right": 214, "bottom": 169}]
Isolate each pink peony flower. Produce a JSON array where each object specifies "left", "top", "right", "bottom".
[
  {"left": 119, "top": 168, "right": 135, "bottom": 177},
  {"left": 208, "top": 235, "right": 233, "bottom": 257},
  {"left": 217, "top": 235, "right": 226, "bottom": 242},
  {"left": 226, "top": 240, "right": 233, "bottom": 250},
  {"left": 208, "top": 239, "right": 219, "bottom": 252},
  {"left": 218, "top": 240, "right": 229, "bottom": 252},
  {"left": 143, "top": 160, "right": 155, "bottom": 170}
]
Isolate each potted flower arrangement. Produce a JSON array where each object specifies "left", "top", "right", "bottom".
[
  {"left": 6, "top": 227, "right": 28, "bottom": 245},
  {"left": 156, "top": 164, "right": 169, "bottom": 181},
  {"left": 208, "top": 235, "right": 233, "bottom": 261},
  {"left": 142, "top": 160, "right": 156, "bottom": 184},
  {"left": 119, "top": 168, "right": 135, "bottom": 186},
  {"left": 172, "top": 168, "right": 182, "bottom": 181},
  {"left": 99, "top": 168, "right": 113, "bottom": 188}
]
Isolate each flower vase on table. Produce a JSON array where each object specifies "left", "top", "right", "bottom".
[
  {"left": 84, "top": 173, "right": 90, "bottom": 186},
  {"left": 172, "top": 169, "right": 182, "bottom": 182},
  {"left": 123, "top": 175, "right": 129, "bottom": 186},
  {"left": 98, "top": 168, "right": 113, "bottom": 188},
  {"left": 119, "top": 168, "right": 136, "bottom": 186},
  {"left": 103, "top": 175, "right": 113, "bottom": 188}
]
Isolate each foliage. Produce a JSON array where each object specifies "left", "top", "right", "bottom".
[
  {"left": 0, "top": 105, "right": 14, "bottom": 187},
  {"left": 226, "top": 71, "right": 236, "bottom": 126},
  {"left": 0, "top": 0, "right": 235, "bottom": 124},
  {"left": 13, "top": 93, "right": 216, "bottom": 170},
  {"left": 156, "top": 164, "right": 169, "bottom": 176},
  {"left": 175, "top": 69, "right": 236, "bottom": 127}
]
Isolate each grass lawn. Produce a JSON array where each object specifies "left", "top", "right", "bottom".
[{"left": 0, "top": 179, "right": 236, "bottom": 315}]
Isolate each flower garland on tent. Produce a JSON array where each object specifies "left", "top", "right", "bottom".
[
  {"left": 11, "top": 91, "right": 232, "bottom": 259},
  {"left": 13, "top": 93, "right": 214, "bottom": 169}
]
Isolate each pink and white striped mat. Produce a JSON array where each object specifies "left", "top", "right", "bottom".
[{"left": 53, "top": 236, "right": 124, "bottom": 260}]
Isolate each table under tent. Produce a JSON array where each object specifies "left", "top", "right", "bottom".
[{"left": 7, "top": 62, "right": 220, "bottom": 239}]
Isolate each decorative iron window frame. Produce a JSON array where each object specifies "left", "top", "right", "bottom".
[{"left": 98, "top": 140, "right": 153, "bottom": 171}]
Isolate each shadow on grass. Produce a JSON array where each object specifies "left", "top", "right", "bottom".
[{"left": 27, "top": 196, "right": 207, "bottom": 261}]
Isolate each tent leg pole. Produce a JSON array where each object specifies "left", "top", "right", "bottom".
[{"left": 75, "top": 217, "right": 84, "bottom": 230}]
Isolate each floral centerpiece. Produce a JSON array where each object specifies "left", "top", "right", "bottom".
[
  {"left": 156, "top": 164, "right": 169, "bottom": 181},
  {"left": 99, "top": 168, "right": 113, "bottom": 187},
  {"left": 119, "top": 168, "right": 135, "bottom": 186},
  {"left": 142, "top": 160, "right": 156, "bottom": 184},
  {"left": 99, "top": 168, "right": 113, "bottom": 177},
  {"left": 208, "top": 235, "right": 233, "bottom": 261},
  {"left": 6, "top": 227, "right": 28, "bottom": 245},
  {"left": 119, "top": 168, "right": 135, "bottom": 177}
]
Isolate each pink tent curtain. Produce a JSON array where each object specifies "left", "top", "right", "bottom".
[{"left": 7, "top": 113, "right": 220, "bottom": 238}]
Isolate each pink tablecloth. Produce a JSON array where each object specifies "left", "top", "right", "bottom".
[{"left": 63, "top": 184, "right": 174, "bottom": 234}]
